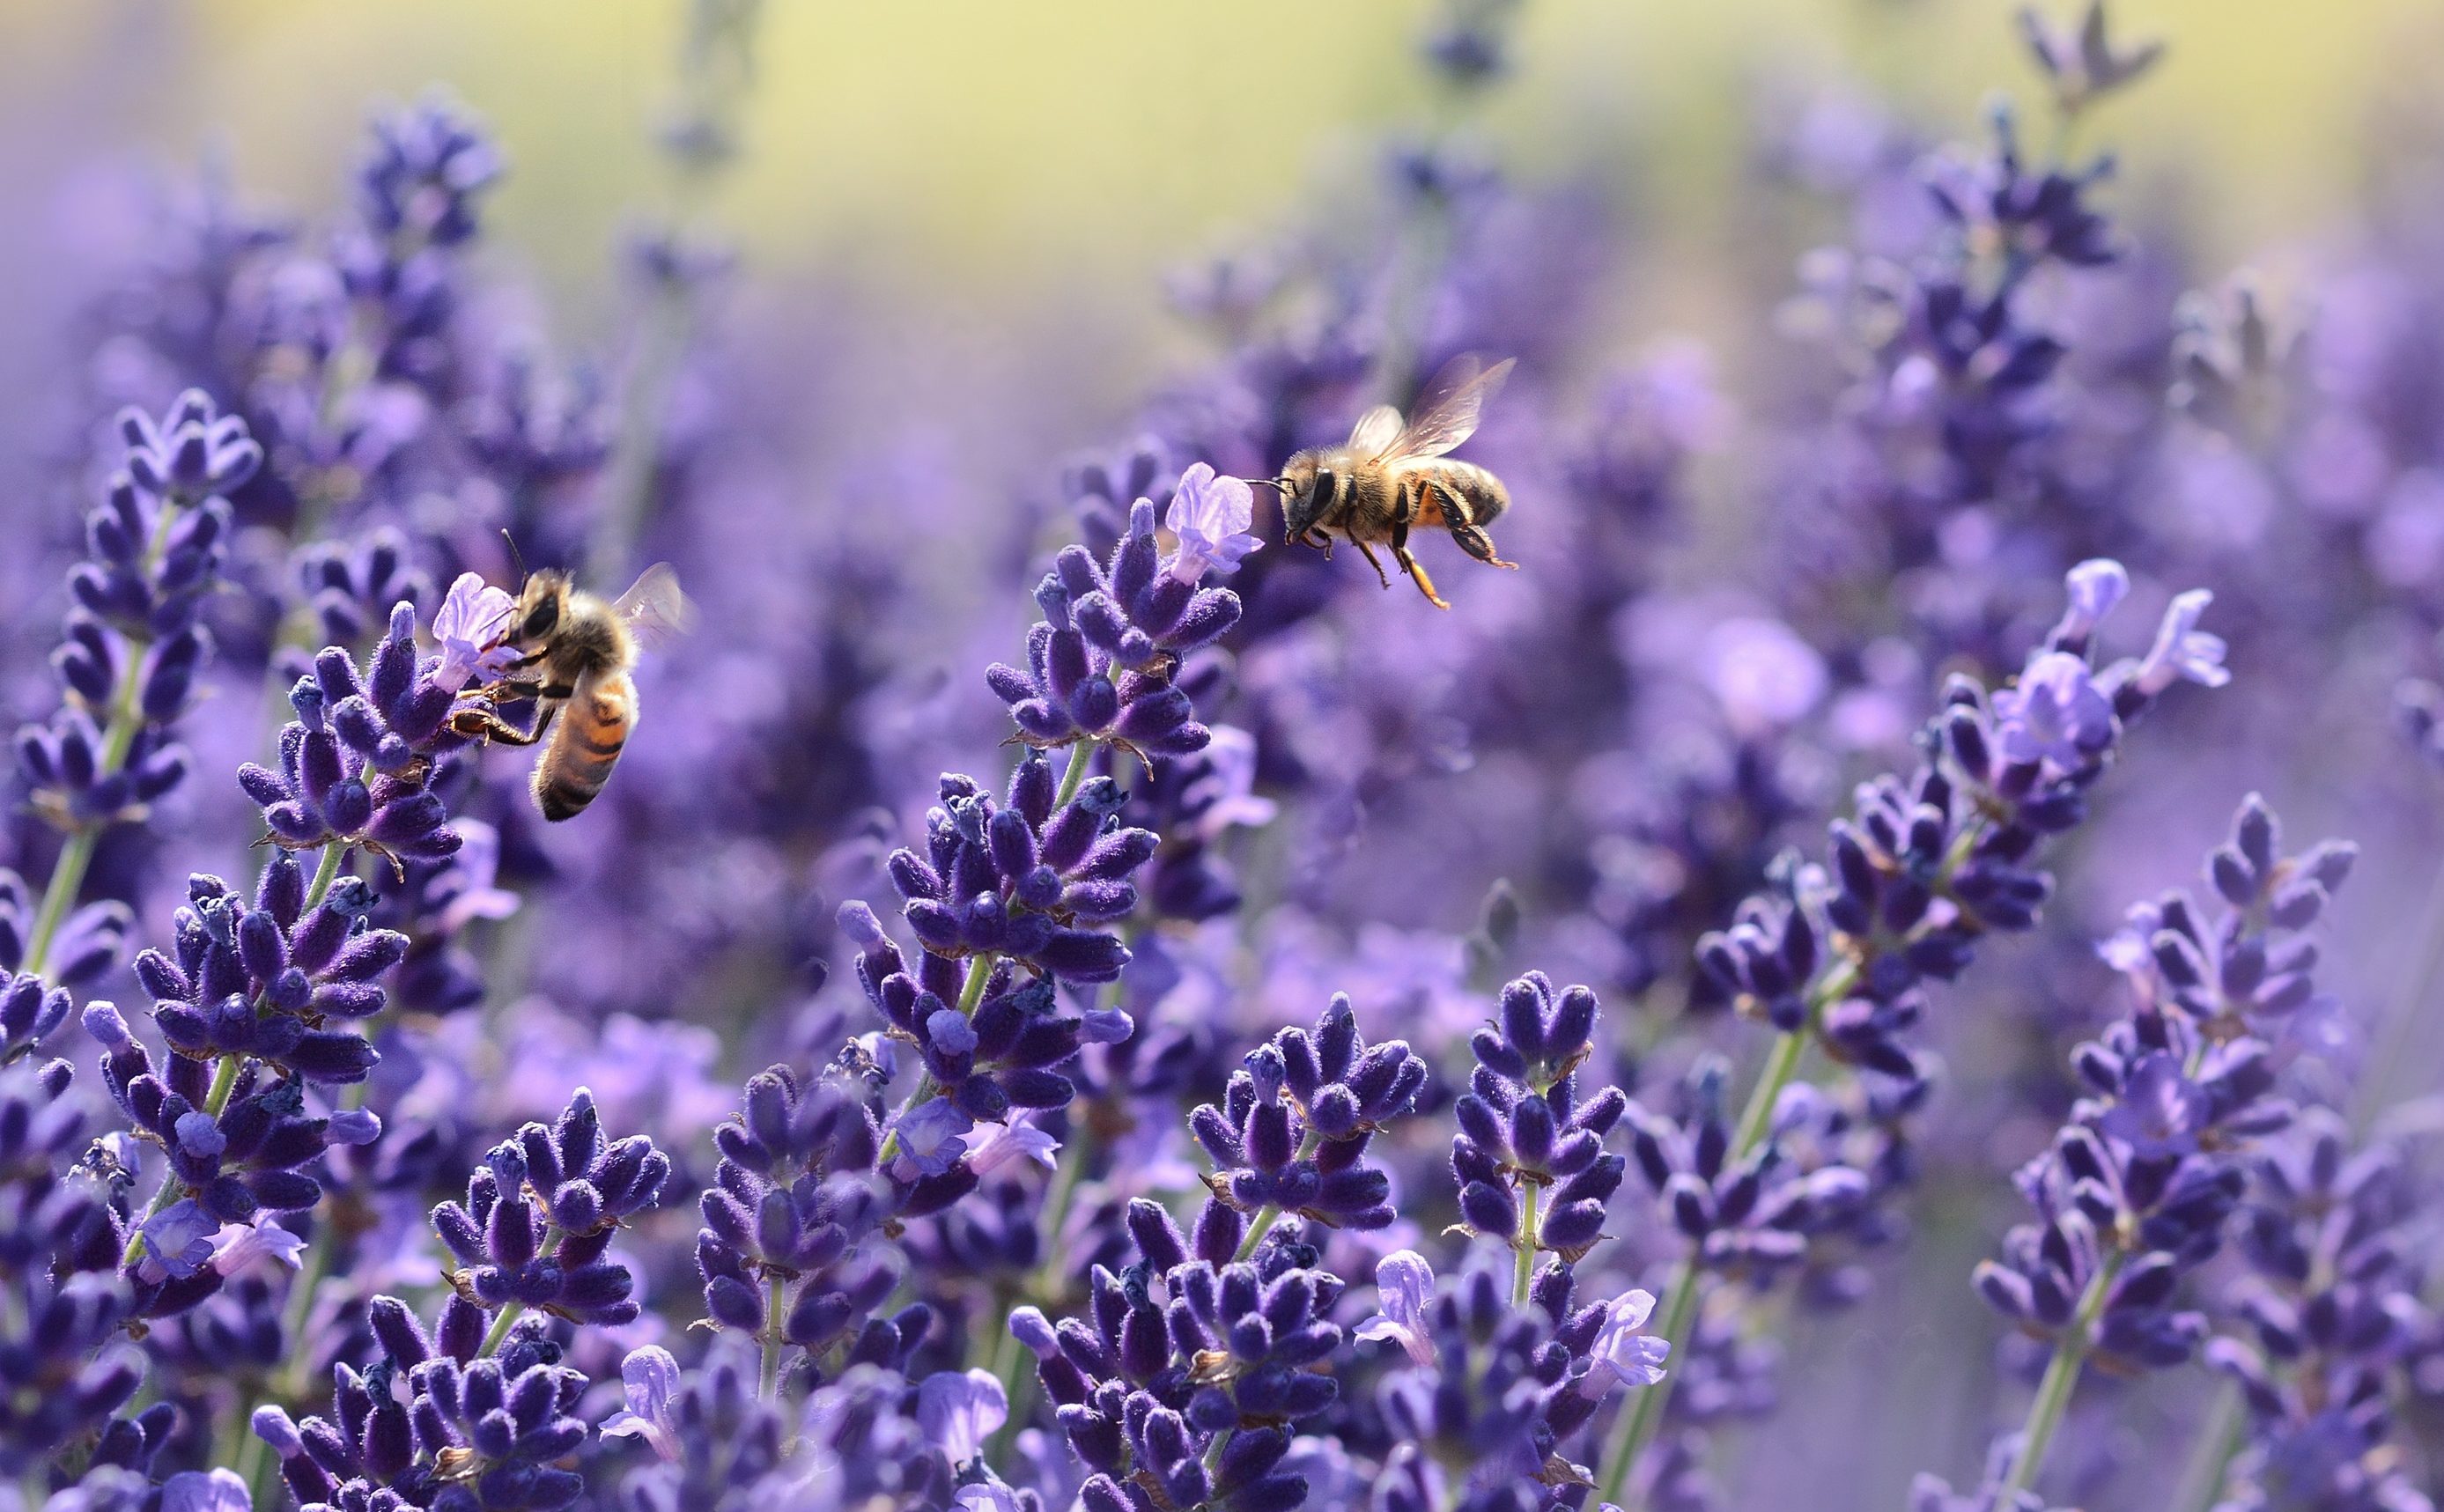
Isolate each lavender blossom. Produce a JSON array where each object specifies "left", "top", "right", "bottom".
[
  {"left": 428, "top": 1088, "right": 669, "bottom": 1330},
  {"left": 130, "top": 859, "right": 405, "bottom": 1083},
  {"left": 986, "top": 498, "right": 1244, "bottom": 762},
  {"left": 237, "top": 601, "right": 487, "bottom": 867},
  {"left": 1940, "top": 796, "right": 2348, "bottom": 1505}
]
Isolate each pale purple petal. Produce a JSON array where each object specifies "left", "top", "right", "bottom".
[
  {"left": 138, "top": 1198, "right": 221, "bottom": 1282},
  {"left": 160, "top": 1469, "right": 252, "bottom": 1512},
  {"left": 431, "top": 572, "right": 519, "bottom": 690},
  {"left": 964, "top": 1113, "right": 1060, "bottom": 1177},
  {"left": 917, "top": 1368, "right": 1008, "bottom": 1465},
  {"left": 1354, "top": 1249, "right": 1437, "bottom": 1367},
  {"left": 1163, "top": 462, "right": 1262, "bottom": 583},
  {"left": 2061, "top": 558, "right": 2130, "bottom": 635},
  {"left": 889, "top": 1096, "right": 974, "bottom": 1181},
  {"left": 2134, "top": 588, "right": 2229, "bottom": 695},
  {"left": 600, "top": 1346, "right": 683, "bottom": 1460},
  {"left": 210, "top": 1214, "right": 308, "bottom": 1278},
  {"left": 1580, "top": 1287, "right": 1671, "bottom": 1396}
]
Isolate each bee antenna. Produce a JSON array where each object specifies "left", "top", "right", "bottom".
[
  {"left": 500, "top": 528, "right": 528, "bottom": 582},
  {"left": 1240, "top": 475, "right": 1288, "bottom": 493}
]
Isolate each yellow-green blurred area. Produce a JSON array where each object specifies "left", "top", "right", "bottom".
[{"left": 3, "top": 0, "right": 2438, "bottom": 371}]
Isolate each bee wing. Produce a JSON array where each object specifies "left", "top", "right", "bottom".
[
  {"left": 612, "top": 563, "right": 697, "bottom": 652},
  {"left": 1383, "top": 353, "right": 1516, "bottom": 461},
  {"left": 1346, "top": 403, "right": 1407, "bottom": 460}
]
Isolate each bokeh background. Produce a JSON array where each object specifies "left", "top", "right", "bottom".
[
  {"left": 8, "top": 0, "right": 2441, "bottom": 400},
  {"left": 7, "top": 3, "right": 2444, "bottom": 1509}
]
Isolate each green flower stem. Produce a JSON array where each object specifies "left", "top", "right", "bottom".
[
  {"left": 760, "top": 1272, "right": 787, "bottom": 1399},
  {"left": 1594, "top": 1019, "right": 1810, "bottom": 1507},
  {"left": 1995, "top": 1250, "right": 2126, "bottom": 1501},
  {"left": 1053, "top": 739, "right": 1101, "bottom": 809},
  {"left": 2169, "top": 1381, "right": 2245, "bottom": 1512},
  {"left": 21, "top": 500, "right": 188, "bottom": 977},
  {"left": 1513, "top": 1183, "right": 1541, "bottom": 1307}
]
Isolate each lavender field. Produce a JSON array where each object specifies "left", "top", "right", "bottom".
[{"left": 3, "top": 3, "right": 2442, "bottom": 1509}]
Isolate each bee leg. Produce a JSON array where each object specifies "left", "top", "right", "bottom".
[
  {"left": 1394, "top": 549, "right": 1451, "bottom": 609},
  {"left": 1449, "top": 520, "right": 1518, "bottom": 570},
  {"left": 1392, "top": 487, "right": 1452, "bottom": 608},
  {"left": 1352, "top": 539, "right": 1393, "bottom": 590},
  {"left": 452, "top": 702, "right": 557, "bottom": 747}
]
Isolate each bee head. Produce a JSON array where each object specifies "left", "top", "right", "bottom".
[
  {"left": 512, "top": 571, "right": 572, "bottom": 646},
  {"left": 1277, "top": 454, "right": 1326, "bottom": 545}
]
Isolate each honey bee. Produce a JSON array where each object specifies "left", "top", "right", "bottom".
[
  {"left": 456, "top": 564, "right": 693, "bottom": 822},
  {"left": 1272, "top": 353, "right": 1518, "bottom": 609}
]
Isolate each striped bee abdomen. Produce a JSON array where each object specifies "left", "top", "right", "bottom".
[{"left": 535, "top": 670, "right": 634, "bottom": 822}]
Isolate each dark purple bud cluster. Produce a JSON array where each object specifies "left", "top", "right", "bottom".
[
  {"left": 85, "top": 1001, "right": 379, "bottom": 1310},
  {"left": 0, "top": 970, "right": 74, "bottom": 1067},
  {"left": 354, "top": 94, "right": 504, "bottom": 251},
  {"left": 1929, "top": 106, "right": 2118, "bottom": 272},
  {"left": 1887, "top": 99, "right": 2119, "bottom": 487},
  {"left": 133, "top": 859, "right": 405, "bottom": 1083},
  {"left": 1451, "top": 973, "right": 1628, "bottom": 1261},
  {"left": 294, "top": 527, "right": 435, "bottom": 649},
  {"left": 880, "top": 755, "right": 1158, "bottom": 984},
  {"left": 1752, "top": 1077, "right": 1924, "bottom": 1309},
  {"left": 15, "top": 391, "right": 257, "bottom": 839},
  {"left": 694, "top": 1063, "right": 936, "bottom": 1386},
  {"left": 333, "top": 95, "right": 505, "bottom": 394},
  {"left": 1190, "top": 997, "right": 1426, "bottom": 1235},
  {"left": 0, "top": 1048, "right": 146, "bottom": 1482},
  {"left": 1626, "top": 1059, "right": 1872, "bottom": 1280},
  {"left": 255, "top": 1296, "right": 586, "bottom": 1512},
  {"left": 1698, "top": 564, "right": 2226, "bottom": 1086},
  {"left": 377, "top": 819, "right": 515, "bottom": 1018},
  {"left": 2016, "top": 0, "right": 2165, "bottom": 116},
  {"left": 597, "top": 1345, "right": 796, "bottom": 1512},
  {"left": 2201, "top": 1110, "right": 2433, "bottom": 1512},
  {"left": 2098, "top": 792, "right": 2357, "bottom": 1048},
  {"left": 987, "top": 498, "right": 1243, "bottom": 762},
  {"left": 240, "top": 603, "right": 479, "bottom": 866},
  {"left": 431, "top": 1089, "right": 669, "bottom": 1329},
  {"left": 1971, "top": 796, "right": 2339, "bottom": 1373},
  {"left": 461, "top": 351, "right": 612, "bottom": 508},
  {"left": 1013, "top": 1206, "right": 1343, "bottom": 1512},
  {"left": 1366, "top": 1253, "right": 1665, "bottom": 1508}
]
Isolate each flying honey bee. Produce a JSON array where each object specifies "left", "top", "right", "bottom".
[
  {"left": 455, "top": 564, "right": 693, "bottom": 822},
  {"left": 1268, "top": 353, "right": 1518, "bottom": 609}
]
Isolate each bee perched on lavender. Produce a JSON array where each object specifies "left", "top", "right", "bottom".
[
  {"left": 450, "top": 563, "right": 694, "bottom": 821},
  {"left": 1270, "top": 352, "right": 1518, "bottom": 609}
]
